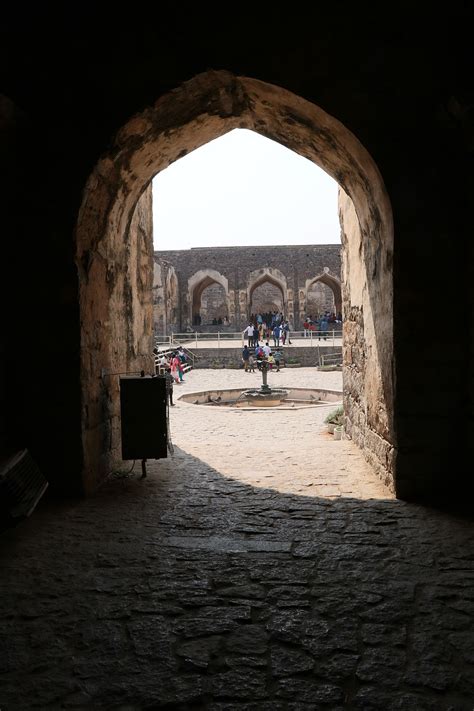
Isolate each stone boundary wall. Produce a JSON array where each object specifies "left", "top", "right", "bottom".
[{"left": 189, "top": 346, "right": 342, "bottom": 369}]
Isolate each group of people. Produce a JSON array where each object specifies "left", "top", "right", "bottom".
[
  {"left": 243, "top": 311, "right": 292, "bottom": 349},
  {"left": 155, "top": 347, "right": 190, "bottom": 406},
  {"left": 302, "top": 311, "right": 342, "bottom": 339},
  {"left": 242, "top": 343, "right": 283, "bottom": 373}
]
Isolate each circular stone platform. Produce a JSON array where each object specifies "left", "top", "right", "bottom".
[{"left": 178, "top": 387, "right": 342, "bottom": 410}]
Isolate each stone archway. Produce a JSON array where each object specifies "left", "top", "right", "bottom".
[
  {"left": 305, "top": 272, "right": 342, "bottom": 317},
  {"left": 75, "top": 70, "right": 393, "bottom": 494},
  {"left": 188, "top": 269, "right": 229, "bottom": 328},
  {"left": 247, "top": 268, "right": 288, "bottom": 321},
  {"left": 251, "top": 285, "right": 283, "bottom": 316}
]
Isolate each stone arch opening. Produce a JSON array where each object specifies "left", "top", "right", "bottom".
[
  {"left": 306, "top": 273, "right": 342, "bottom": 318},
  {"left": 248, "top": 272, "right": 287, "bottom": 321},
  {"left": 200, "top": 283, "right": 229, "bottom": 326},
  {"left": 188, "top": 269, "right": 229, "bottom": 328},
  {"left": 251, "top": 283, "right": 283, "bottom": 317},
  {"left": 76, "top": 70, "right": 393, "bottom": 495}
]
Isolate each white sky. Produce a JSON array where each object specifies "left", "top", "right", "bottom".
[{"left": 152, "top": 128, "right": 340, "bottom": 250}]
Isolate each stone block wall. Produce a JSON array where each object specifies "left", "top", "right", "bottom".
[
  {"left": 153, "top": 245, "right": 341, "bottom": 332},
  {"left": 78, "top": 184, "right": 154, "bottom": 491},
  {"left": 340, "top": 190, "right": 394, "bottom": 491},
  {"left": 2, "top": 30, "right": 471, "bottom": 505},
  {"left": 190, "top": 346, "right": 342, "bottom": 370}
]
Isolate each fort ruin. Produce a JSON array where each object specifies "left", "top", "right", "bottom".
[{"left": 153, "top": 244, "right": 342, "bottom": 334}]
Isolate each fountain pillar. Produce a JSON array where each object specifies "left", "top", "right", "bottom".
[
  {"left": 236, "top": 358, "right": 288, "bottom": 406},
  {"left": 260, "top": 362, "right": 271, "bottom": 393}
]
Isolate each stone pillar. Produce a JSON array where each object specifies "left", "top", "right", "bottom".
[
  {"left": 234, "top": 269, "right": 240, "bottom": 326},
  {"left": 228, "top": 289, "right": 235, "bottom": 325},
  {"left": 287, "top": 288, "right": 294, "bottom": 326},
  {"left": 176, "top": 271, "right": 185, "bottom": 332},
  {"left": 293, "top": 268, "right": 300, "bottom": 328},
  {"left": 239, "top": 290, "right": 248, "bottom": 327}
]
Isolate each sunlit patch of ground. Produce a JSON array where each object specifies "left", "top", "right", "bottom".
[{"left": 172, "top": 367, "right": 393, "bottom": 500}]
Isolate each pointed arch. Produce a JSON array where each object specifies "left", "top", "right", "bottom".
[
  {"left": 76, "top": 70, "right": 394, "bottom": 494},
  {"left": 247, "top": 268, "right": 288, "bottom": 319},
  {"left": 188, "top": 269, "right": 229, "bottom": 326},
  {"left": 305, "top": 272, "right": 342, "bottom": 316}
]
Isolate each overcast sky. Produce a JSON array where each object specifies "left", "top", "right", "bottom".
[{"left": 152, "top": 128, "right": 340, "bottom": 250}]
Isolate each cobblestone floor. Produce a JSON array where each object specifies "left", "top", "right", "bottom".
[{"left": 1, "top": 369, "right": 473, "bottom": 709}]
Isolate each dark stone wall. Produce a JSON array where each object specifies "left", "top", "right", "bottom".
[{"left": 1, "top": 6, "right": 472, "bottom": 505}]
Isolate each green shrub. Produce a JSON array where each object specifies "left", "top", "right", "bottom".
[{"left": 324, "top": 405, "right": 344, "bottom": 425}]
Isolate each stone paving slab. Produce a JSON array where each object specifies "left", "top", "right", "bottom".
[
  {"left": 0, "top": 368, "right": 473, "bottom": 709},
  {"left": 164, "top": 536, "right": 294, "bottom": 553}
]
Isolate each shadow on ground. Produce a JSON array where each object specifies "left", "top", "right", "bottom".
[{"left": 0, "top": 446, "right": 473, "bottom": 709}]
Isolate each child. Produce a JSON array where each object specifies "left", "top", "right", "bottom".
[{"left": 248, "top": 354, "right": 256, "bottom": 372}]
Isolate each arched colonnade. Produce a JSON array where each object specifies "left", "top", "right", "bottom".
[{"left": 154, "top": 260, "right": 343, "bottom": 332}]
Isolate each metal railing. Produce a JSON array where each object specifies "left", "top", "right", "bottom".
[
  {"left": 319, "top": 352, "right": 343, "bottom": 367},
  {"left": 154, "top": 330, "right": 343, "bottom": 348},
  {"left": 154, "top": 341, "right": 199, "bottom": 374}
]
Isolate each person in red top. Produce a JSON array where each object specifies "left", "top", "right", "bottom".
[
  {"left": 171, "top": 352, "right": 184, "bottom": 382},
  {"left": 254, "top": 344, "right": 265, "bottom": 369}
]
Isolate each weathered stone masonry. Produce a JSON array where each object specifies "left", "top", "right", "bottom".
[
  {"left": 3, "top": 10, "right": 472, "bottom": 509},
  {"left": 153, "top": 244, "right": 342, "bottom": 333},
  {"left": 75, "top": 72, "right": 394, "bottom": 496}
]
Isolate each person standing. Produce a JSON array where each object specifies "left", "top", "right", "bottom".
[
  {"left": 243, "top": 323, "right": 254, "bottom": 347},
  {"left": 272, "top": 323, "right": 281, "bottom": 347},
  {"left": 242, "top": 344, "right": 250, "bottom": 372},
  {"left": 248, "top": 353, "right": 256, "bottom": 372},
  {"left": 253, "top": 325, "right": 260, "bottom": 348},
  {"left": 164, "top": 367, "right": 175, "bottom": 406},
  {"left": 318, "top": 314, "right": 328, "bottom": 341},
  {"left": 157, "top": 352, "right": 169, "bottom": 374},
  {"left": 171, "top": 352, "right": 184, "bottom": 382},
  {"left": 274, "top": 348, "right": 282, "bottom": 371}
]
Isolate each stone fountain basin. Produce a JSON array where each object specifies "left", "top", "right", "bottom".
[
  {"left": 236, "top": 389, "right": 289, "bottom": 407},
  {"left": 178, "top": 387, "right": 342, "bottom": 409}
]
